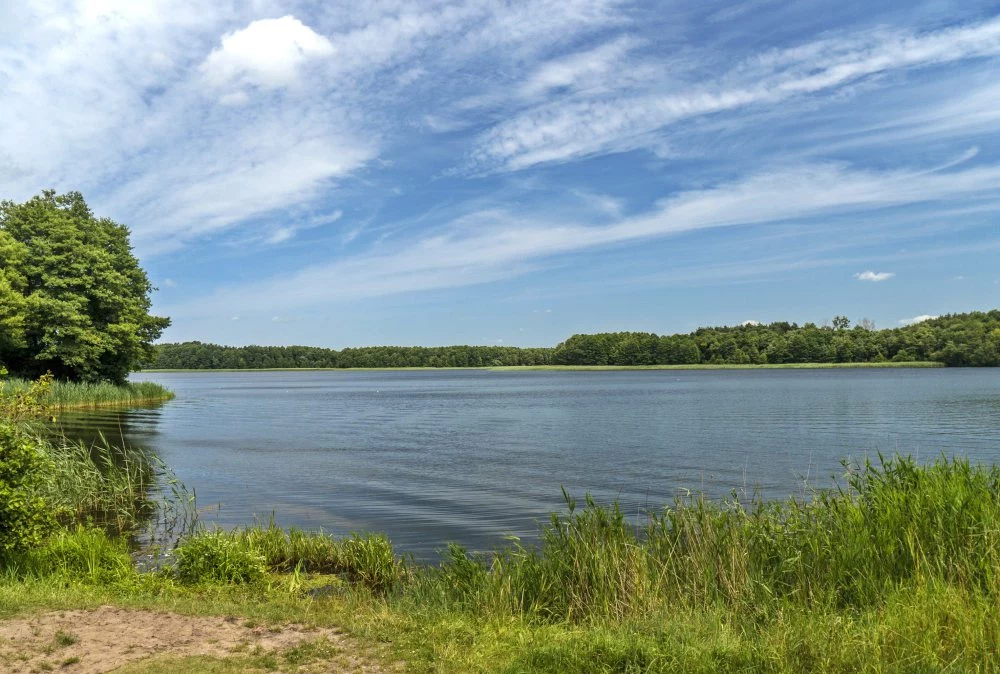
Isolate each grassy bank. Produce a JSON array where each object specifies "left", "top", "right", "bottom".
[
  {"left": 141, "top": 361, "right": 944, "bottom": 373},
  {"left": 3, "top": 453, "right": 1000, "bottom": 671},
  {"left": 1, "top": 378, "right": 174, "bottom": 408}
]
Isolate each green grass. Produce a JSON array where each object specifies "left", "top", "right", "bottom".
[
  {"left": 3, "top": 454, "right": 1000, "bottom": 671},
  {"left": 1, "top": 377, "right": 174, "bottom": 408},
  {"left": 174, "top": 522, "right": 404, "bottom": 593}
]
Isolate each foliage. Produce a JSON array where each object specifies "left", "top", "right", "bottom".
[
  {"left": 0, "top": 422, "right": 57, "bottom": 552},
  {"left": 0, "top": 190, "right": 169, "bottom": 383},
  {"left": 149, "top": 310, "right": 999, "bottom": 369},
  {"left": 0, "top": 370, "right": 52, "bottom": 420},
  {"left": 175, "top": 524, "right": 404, "bottom": 593},
  {"left": 150, "top": 341, "right": 555, "bottom": 369},
  {"left": 173, "top": 530, "right": 269, "bottom": 585},
  {"left": 551, "top": 310, "right": 1000, "bottom": 366}
]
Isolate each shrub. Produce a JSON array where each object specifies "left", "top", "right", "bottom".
[
  {"left": 0, "top": 422, "right": 56, "bottom": 552},
  {"left": 174, "top": 530, "right": 267, "bottom": 584},
  {"left": 0, "top": 371, "right": 51, "bottom": 420}
]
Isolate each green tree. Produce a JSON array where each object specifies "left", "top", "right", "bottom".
[
  {"left": 832, "top": 315, "right": 851, "bottom": 330},
  {"left": 0, "top": 191, "right": 169, "bottom": 383}
]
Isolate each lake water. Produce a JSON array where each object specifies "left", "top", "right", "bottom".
[{"left": 57, "top": 368, "right": 1000, "bottom": 560}]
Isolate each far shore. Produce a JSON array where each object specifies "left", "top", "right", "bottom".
[{"left": 138, "top": 361, "right": 945, "bottom": 373}]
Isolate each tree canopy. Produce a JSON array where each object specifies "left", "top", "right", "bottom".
[
  {"left": 150, "top": 310, "right": 999, "bottom": 370},
  {"left": 551, "top": 312, "right": 1000, "bottom": 367},
  {"left": 0, "top": 191, "right": 169, "bottom": 383}
]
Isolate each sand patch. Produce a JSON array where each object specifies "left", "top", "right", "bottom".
[{"left": 0, "top": 606, "right": 383, "bottom": 673}]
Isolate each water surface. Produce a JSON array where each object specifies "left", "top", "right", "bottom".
[{"left": 57, "top": 368, "right": 1000, "bottom": 559}]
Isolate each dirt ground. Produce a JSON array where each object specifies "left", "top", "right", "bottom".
[{"left": 0, "top": 606, "right": 385, "bottom": 673}]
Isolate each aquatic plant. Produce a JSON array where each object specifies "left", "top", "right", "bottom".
[{"left": 0, "top": 377, "right": 173, "bottom": 409}]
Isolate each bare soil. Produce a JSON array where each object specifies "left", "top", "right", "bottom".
[{"left": 0, "top": 606, "right": 384, "bottom": 673}]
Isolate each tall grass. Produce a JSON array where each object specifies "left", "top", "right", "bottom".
[
  {"left": 6, "top": 423, "right": 195, "bottom": 539},
  {"left": 420, "top": 455, "right": 1000, "bottom": 623},
  {"left": 1, "top": 378, "right": 173, "bottom": 408},
  {"left": 0, "top": 526, "right": 136, "bottom": 583},
  {"left": 163, "top": 453, "right": 1000, "bottom": 619},
  {"left": 35, "top": 432, "right": 160, "bottom": 533},
  {"left": 173, "top": 521, "right": 403, "bottom": 593}
]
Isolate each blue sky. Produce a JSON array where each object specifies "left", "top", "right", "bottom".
[{"left": 2, "top": 1, "right": 998, "bottom": 347}]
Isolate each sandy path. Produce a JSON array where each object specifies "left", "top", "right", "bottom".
[{"left": 0, "top": 606, "right": 385, "bottom": 673}]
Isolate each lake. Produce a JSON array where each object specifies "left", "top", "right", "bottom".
[{"left": 57, "top": 368, "right": 1000, "bottom": 560}]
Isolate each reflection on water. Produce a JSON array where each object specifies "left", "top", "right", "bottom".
[{"left": 56, "top": 368, "right": 1000, "bottom": 561}]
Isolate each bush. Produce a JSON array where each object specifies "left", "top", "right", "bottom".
[
  {"left": 0, "top": 371, "right": 52, "bottom": 420},
  {"left": 0, "top": 422, "right": 56, "bottom": 552},
  {"left": 174, "top": 530, "right": 268, "bottom": 585}
]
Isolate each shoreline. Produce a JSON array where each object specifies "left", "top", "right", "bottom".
[{"left": 139, "top": 361, "right": 945, "bottom": 373}]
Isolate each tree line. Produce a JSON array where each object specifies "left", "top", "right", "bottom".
[
  {"left": 551, "top": 312, "right": 1000, "bottom": 367},
  {"left": 150, "top": 311, "right": 1000, "bottom": 369},
  {"left": 150, "top": 343, "right": 556, "bottom": 369}
]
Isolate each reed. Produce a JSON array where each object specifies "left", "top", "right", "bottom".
[
  {"left": 1, "top": 378, "right": 173, "bottom": 408},
  {"left": 35, "top": 431, "right": 161, "bottom": 534},
  {"left": 421, "top": 454, "right": 1000, "bottom": 622}
]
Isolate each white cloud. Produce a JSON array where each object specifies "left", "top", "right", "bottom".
[
  {"left": 168, "top": 157, "right": 1000, "bottom": 317},
  {"left": 519, "top": 35, "right": 643, "bottom": 98},
  {"left": 200, "top": 16, "right": 334, "bottom": 93},
  {"left": 266, "top": 227, "right": 296, "bottom": 245},
  {"left": 741, "top": 320, "right": 760, "bottom": 326},
  {"left": 0, "top": 0, "right": 629, "bottom": 256},
  {"left": 898, "top": 314, "right": 938, "bottom": 325},
  {"left": 162, "top": 278, "right": 177, "bottom": 288},
  {"left": 854, "top": 270, "right": 895, "bottom": 282},
  {"left": 469, "top": 17, "right": 1000, "bottom": 172}
]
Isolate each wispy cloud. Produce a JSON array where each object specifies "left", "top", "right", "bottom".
[
  {"left": 0, "top": 0, "right": 627, "bottom": 254},
  {"left": 518, "top": 35, "right": 644, "bottom": 99},
  {"left": 168, "top": 156, "right": 1000, "bottom": 317},
  {"left": 467, "top": 17, "right": 1000, "bottom": 172},
  {"left": 854, "top": 271, "right": 895, "bottom": 282}
]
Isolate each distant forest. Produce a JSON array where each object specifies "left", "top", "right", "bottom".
[{"left": 148, "top": 310, "right": 1000, "bottom": 369}]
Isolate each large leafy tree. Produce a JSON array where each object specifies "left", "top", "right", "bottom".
[{"left": 0, "top": 191, "right": 170, "bottom": 383}]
